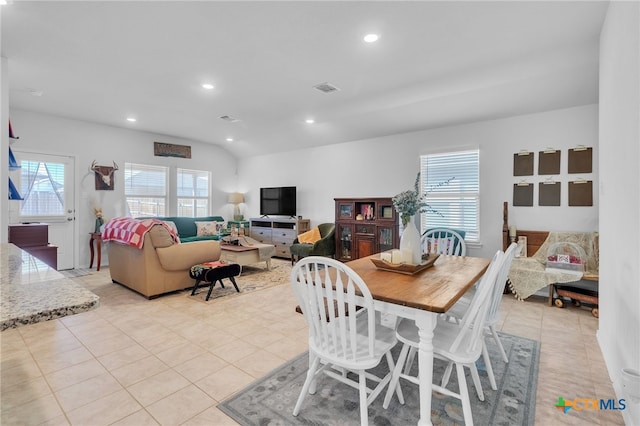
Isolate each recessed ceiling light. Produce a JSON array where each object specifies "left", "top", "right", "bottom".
[
  {"left": 226, "top": 138, "right": 234, "bottom": 142},
  {"left": 363, "top": 33, "right": 379, "bottom": 43},
  {"left": 126, "top": 117, "right": 137, "bottom": 122},
  {"left": 305, "top": 119, "right": 315, "bottom": 124},
  {"left": 202, "top": 83, "right": 215, "bottom": 90}
]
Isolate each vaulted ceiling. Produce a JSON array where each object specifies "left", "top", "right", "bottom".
[{"left": 2, "top": 1, "right": 608, "bottom": 157}]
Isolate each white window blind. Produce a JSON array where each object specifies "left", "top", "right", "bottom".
[
  {"left": 420, "top": 149, "right": 480, "bottom": 242},
  {"left": 124, "top": 163, "right": 168, "bottom": 217},
  {"left": 177, "top": 168, "right": 210, "bottom": 217}
]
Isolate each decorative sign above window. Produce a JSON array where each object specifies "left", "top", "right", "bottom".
[{"left": 154, "top": 141, "right": 191, "bottom": 159}]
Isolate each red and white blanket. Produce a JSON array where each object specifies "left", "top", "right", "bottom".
[{"left": 103, "top": 217, "right": 179, "bottom": 249}]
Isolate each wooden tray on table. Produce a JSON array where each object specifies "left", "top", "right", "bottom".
[{"left": 371, "top": 254, "right": 440, "bottom": 275}]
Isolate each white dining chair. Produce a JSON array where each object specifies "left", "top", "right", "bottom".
[
  {"left": 382, "top": 250, "right": 505, "bottom": 426},
  {"left": 290, "top": 256, "right": 400, "bottom": 426},
  {"left": 443, "top": 242, "right": 518, "bottom": 390},
  {"left": 397, "top": 228, "right": 468, "bottom": 373},
  {"left": 422, "top": 228, "right": 467, "bottom": 256}
]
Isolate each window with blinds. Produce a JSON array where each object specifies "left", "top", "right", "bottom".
[
  {"left": 420, "top": 149, "right": 480, "bottom": 242},
  {"left": 20, "top": 161, "right": 65, "bottom": 216},
  {"left": 177, "top": 168, "right": 210, "bottom": 217},
  {"left": 124, "top": 163, "right": 168, "bottom": 217}
]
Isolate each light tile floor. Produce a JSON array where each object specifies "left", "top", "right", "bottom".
[{"left": 0, "top": 265, "right": 623, "bottom": 425}]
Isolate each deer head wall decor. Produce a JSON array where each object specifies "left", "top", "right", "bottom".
[{"left": 91, "top": 160, "right": 118, "bottom": 190}]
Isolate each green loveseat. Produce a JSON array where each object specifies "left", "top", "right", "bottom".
[{"left": 139, "top": 216, "right": 228, "bottom": 242}]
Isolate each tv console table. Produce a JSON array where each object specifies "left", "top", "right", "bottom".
[{"left": 249, "top": 217, "right": 311, "bottom": 258}]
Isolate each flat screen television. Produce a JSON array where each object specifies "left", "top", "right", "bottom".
[{"left": 260, "top": 186, "right": 297, "bottom": 217}]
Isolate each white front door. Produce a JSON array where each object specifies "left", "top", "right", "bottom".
[{"left": 9, "top": 151, "right": 76, "bottom": 270}]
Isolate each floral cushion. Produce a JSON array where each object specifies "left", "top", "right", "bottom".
[
  {"left": 195, "top": 221, "right": 226, "bottom": 236},
  {"left": 195, "top": 221, "right": 216, "bottom": 236}
]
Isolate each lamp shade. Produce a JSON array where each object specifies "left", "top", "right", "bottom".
[{"left": 227, "top": 192, "right": 244, "bottom": 204}]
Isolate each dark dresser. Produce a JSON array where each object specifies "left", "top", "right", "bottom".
[{"left": 8, "top": 223, "right": 58, "bottom": 270}]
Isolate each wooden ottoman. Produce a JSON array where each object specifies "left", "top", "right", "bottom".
[
  {"left": 220, "top": 244, "right": 272, "bottom": 271},
  {"left": 189, "top": 261, "right": 241, "bottom": 301}
]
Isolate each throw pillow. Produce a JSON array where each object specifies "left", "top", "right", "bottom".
[
  {"left": 148, "top": 225, "right": 175, "bottom": 248},
  {"left": 195, "top": 221, "right": 218, "bottom": 236},
  {"left": 297, "top": 227, "right": 322, "bottom": 244},
  {"left": 215, "top": 221, "right": 227, "bottom": 234}
]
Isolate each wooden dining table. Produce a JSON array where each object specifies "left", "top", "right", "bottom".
[{"left": 346, "top": 253, "right": 491, "bottom": 426}]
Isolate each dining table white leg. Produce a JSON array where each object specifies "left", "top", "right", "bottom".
[{"left": 416, "top": 312, "right": 437, "bottom": 426}]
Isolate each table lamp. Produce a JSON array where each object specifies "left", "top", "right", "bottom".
[{"left": 228, "top": 192, "right": 245, "bottom": 221}]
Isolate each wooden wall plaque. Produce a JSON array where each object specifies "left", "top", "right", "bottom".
[
  {"left": 538, "top": 150, "right": 560, "bottom": 175},
  {"left": 513, "top": 183, "right": 534, "bottom": 206},
  {"left": 154, "top": 142, "right": 192, "bottom": 158},
  {"left": 539, "top": 182, "right": 561, "bottom": 206},
  {"left": 568, "top": 147, "right": 592, "bottom": 174},
  {"left": 569, "top": 180, "right": 593, "bottom": 206},
  {"left": 513, "top": 152, "right": 534, "bottom": 176}
]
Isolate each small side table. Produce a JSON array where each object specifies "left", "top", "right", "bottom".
[{"left": 89, "top": 232, "right": 102, "bottom": 271}]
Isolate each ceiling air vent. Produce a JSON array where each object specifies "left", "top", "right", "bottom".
[
  {"left": 219, "top": 115, "right": 240, "bottom": 123},
  {"left": 313, "top": 82, "right": 340, "bottom": 94}
]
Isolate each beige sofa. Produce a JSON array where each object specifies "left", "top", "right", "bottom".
[{"left": 108, "top": 224, "right": 221, "bottom": 298}]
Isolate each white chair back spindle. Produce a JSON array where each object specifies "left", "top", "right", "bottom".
[
  {"left": 422, "top": 228, "right": 467, "bottom": 256},
  {"left": 290, "top": 256, "right": 399, "bottom": 425},
  {"left": 291, "top": 257, "right": 377, "bottom": 364}
]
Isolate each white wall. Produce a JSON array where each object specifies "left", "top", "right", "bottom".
[
  {"left": 598, "top": 2, "right": 640, "bottom": 423},
  {"left": 8, "top": 109, "right": 239, "bottom": 268},
  {"left": 239, "top": 104, "right": 599, "bottom": 258},
  {"left": 6, "top": 104, "right": 600, "bottom": 264}
]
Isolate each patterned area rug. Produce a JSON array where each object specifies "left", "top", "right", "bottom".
[
  {"left": 219, "top": 332, "right": 539, "bottom": 425},
  {"left": 188, "top": 258, "right": 292, "bottom": 302}
]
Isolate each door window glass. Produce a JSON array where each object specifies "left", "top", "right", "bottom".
[{"left": 20, "top": 161, "right": 65, "bottom": 216}]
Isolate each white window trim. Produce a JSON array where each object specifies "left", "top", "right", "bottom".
[
  {"left": 124, "top": 162, "right": 169, "bottom": 217},
  {"left": 176, "top": 167, "right": 211, "bottom": 217}
]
